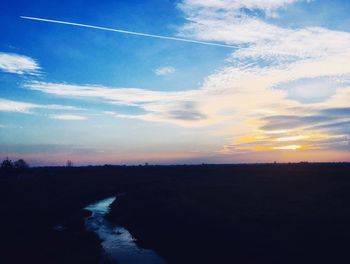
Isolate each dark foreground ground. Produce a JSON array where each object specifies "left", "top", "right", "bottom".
[{"left": 1, "top": 163, "right": 350, "bottom": 264}]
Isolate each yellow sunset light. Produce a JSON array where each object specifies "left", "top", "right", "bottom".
[
  {"left": 273, "top": 145, "right": 302, "bottom": 150},
  {"left": 275, "top": 135, "right": 310, "bottom": 142}
]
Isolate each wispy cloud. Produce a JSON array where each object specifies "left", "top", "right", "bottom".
[
  {"left": 50, "top": 114, "right": 86, "bottom": 120},
  {"left": 178, "top": 0, "right": 350, "bottom": 63},
  {"left": 154, "top": 66, "right": 176, "bottom": 76},
  {"left": 26, "top": 81, "right": 212, "bottom": 126},
  {"left": 178, "top": 0, "right": 307, "bottom": 17},
  {"left": 0, "top": 98, "right": 82, "bottom": 114},
  {"left": 0, "top": 52, "right": 41, "bottom": 75}
]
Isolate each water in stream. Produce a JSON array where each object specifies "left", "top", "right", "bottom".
[{"left": 85, "top": 197, "right": 166, "bottom": 264}]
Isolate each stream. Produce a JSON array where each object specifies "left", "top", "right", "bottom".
[{"left": 84, "top": 196, "right": 166, "bottom": 264}]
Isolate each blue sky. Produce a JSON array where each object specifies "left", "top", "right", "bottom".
[{"left": 1, "top": 0, "right": 349, "bottom": 165}]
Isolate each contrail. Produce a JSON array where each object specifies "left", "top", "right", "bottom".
[{"left": 20, "top": 16, "right": 237, "bottom": 48}]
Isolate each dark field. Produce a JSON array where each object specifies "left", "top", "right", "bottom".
[{"left": 1, "top": 163, "right": 350, "bottom": 264}]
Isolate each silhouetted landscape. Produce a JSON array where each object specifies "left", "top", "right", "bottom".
[
  {"left": 1, "top": 162, "right": 350, "bottom": 264},
  {"left": 2, "top": 0, "right": 350, "bottom": 263}
]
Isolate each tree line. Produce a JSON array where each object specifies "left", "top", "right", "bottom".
[
  {"left": 1, "top": 158, "right": 75, "bottom": 169},
  {"left": 1, "top": 157, "right": 29, "bottom": 170}
]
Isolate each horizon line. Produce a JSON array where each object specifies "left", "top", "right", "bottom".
[{"left": 7, "top": 161, "right": 350, "bottom": 168}]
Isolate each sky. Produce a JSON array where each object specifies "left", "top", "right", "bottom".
[{"left": 0, "top": 0, "right": 349, "bottom": 165}]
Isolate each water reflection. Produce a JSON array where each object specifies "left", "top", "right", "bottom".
[{"left": 85, "top": 197, "right": 166, "bottom": 264}]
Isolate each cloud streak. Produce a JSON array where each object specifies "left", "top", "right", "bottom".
[
  {"left": 0, "top": 98, "right": 82, "bottom": 114},
  {"left": 26, "top": 81, "right": 211, "bottom": 126},
  {"left": 50, "top": 114, "right": 86, "bottom": 120},
  {"left": 20, "top": 16, "right": 237, "bottom": 48}
]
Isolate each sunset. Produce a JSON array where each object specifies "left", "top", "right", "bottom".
[
  {"left": 1, "top": 0, "right": 349, "bottom": 165},
  {"left": 1, "top": 1, "right": 350, "bottom": 264}
]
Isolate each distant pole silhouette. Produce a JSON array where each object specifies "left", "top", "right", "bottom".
[{"left": 66, "top": 160, "right": 73, "bottom": 167}]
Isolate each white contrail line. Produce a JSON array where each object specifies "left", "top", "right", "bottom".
[{"left": 20, "top": 16, "right": 237, "bottom": 49}]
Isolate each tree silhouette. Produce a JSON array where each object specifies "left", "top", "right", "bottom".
[
  {"left": 1, "top": 157, "right": 14, "bottom": 170},
  {"left": 14, "top": 159, "right": 29, "bottom": 169}
]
